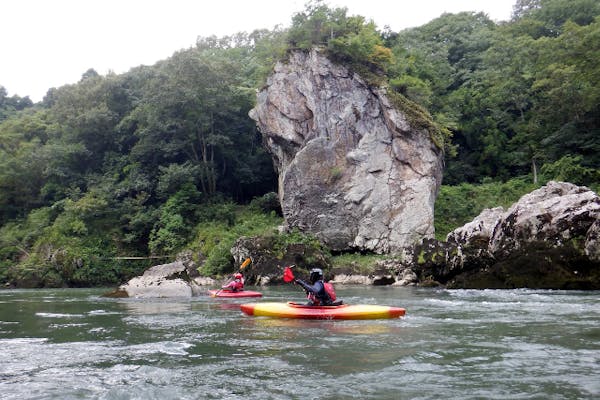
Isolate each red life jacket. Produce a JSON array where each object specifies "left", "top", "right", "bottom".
[
  {"left": 324, "top": 282, "right": 336, "bottom": 301},
  {"left": 222, "top": 279, "right": 244, "bottom": 292},
  {"left": 305, "top": 280, "right": 337, "bottom": 305}
]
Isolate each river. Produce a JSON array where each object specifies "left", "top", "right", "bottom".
[{"left": 0, "top": 286, "right": 598, "bottom": 399}]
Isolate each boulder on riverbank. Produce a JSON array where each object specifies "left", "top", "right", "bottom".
[
  {"left": 104, "top": 261, "right": 204, "bottom": 298},
  {"left": 408, "top": 181, "right": 600, "bottom": 289}
]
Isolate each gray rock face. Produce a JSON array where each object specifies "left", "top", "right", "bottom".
[
  {"left": 249, "top": 49, "right": 443, "bottom": 254},
  {"left": 488, "top": 181, "right": 600, "bottom": 257},
  {"left": 117, "top": 261, "right": 202, "bottom": 298},
  {"left": 585, "top": 220, "right": 600, "bottom": 261},
  {"left": 445, "top": 182, "right": 600, "bottom": 260},
  {"left": 447, "top": 207, "right": 505, "bottom": 247},
  {"left": 419, "top": 181, "right": 600, "bottom": 289}
]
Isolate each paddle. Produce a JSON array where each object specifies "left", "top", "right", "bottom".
[
  {"left": 211, "top": 257, "right": 252, "bottom": 297},
  {"left": 283, "top": 265, "right": 296, "bottom": 283},
  {"left": 283, "top": 265, "right": 311, "bottom": 304}
]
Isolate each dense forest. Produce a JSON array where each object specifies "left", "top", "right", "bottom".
[{"left": 1, "top": 0, "right": 599, "bottom": 287}]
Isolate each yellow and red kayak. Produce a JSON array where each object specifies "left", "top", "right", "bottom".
[
  {"left": 240, "top": 302, "right": 405, "bottom": 320},
  {"left": 208, "top": 290, "right": 262, "bottom": 298}
]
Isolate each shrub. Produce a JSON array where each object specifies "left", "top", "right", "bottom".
[{"left": 434, "top": 177, "right": 538, "bottom": 239}]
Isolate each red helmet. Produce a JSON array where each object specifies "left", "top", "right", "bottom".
[{"left": 234, "top": 273, "right": 243, "bottom": 279}]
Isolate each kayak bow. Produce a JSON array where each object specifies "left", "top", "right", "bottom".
[{"left": 240, "top": 302, "right": 405, "bottom": 320}]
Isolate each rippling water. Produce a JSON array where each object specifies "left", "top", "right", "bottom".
[{"left": 1, "top": 286, "right": 598, "bottom": 399}]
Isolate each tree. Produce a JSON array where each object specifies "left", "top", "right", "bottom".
[
  {"left": 0, "top": 86, "right": 34, "bottom": 121},
  {"left": 511, "top": 0, "right": 600, "bottom": 37},
  {"left": 388, "top": 12, "right": 499, "bottom": 183},
  {"left": 511, "top": 0, "right": 542, "bottom": 20},
  {"left": 287, "top": 0, "right": 393, "bottom": 75},
  {"left": 149, "top": 183, "right": 201, "bottom": 255}
]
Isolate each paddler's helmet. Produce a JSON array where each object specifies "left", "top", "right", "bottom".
[
  {"left": 309, "top": 268, "right": 323, "bottom": 284},
  {"left": 234, "top": 273, "right": 243, "bottom": 280}
]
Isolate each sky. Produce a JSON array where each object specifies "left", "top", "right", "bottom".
[{"left": 1, "top": 0, "right": 516, "bottom": 102}]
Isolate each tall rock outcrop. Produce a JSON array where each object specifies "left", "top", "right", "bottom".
[{"left": 249, "top": 49, "right": 444, "bottom": 253}]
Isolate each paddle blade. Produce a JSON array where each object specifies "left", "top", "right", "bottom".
[
  {"left": 240, "top": 258, "right": 251, "bottom": 270},
  {"left": 283, "top": 266, "right": 295, "bottom": 283}
]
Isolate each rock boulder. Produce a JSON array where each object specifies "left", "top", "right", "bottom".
[
  {"left": 410, "top": 181, "right": 600, "bottom": 289},
  {"left": 110, "top": 261, "right": 202, "bottom": 298}
]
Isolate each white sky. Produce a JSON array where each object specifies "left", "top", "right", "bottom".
[{"left": 1, "top": 0, "right": 516, "bottom": 102}]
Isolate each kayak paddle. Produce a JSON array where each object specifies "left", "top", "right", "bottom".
[{"left": 283, "top": 265, "right": 296, "bottom": 283}]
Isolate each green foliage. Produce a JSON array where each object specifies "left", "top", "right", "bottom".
[
  {"left": 328, "top": 24, "right": 393, "bottom": 73},
  {"left": 540, "top": 155, "right": 600, "bottom": 186},
  {"left": 389, "top": 75, "right": 433, "bottom": 107},
  {"left": 386, "top": 90, "right": 451, "bottom": 151},
  {"left": 149, "top": 183, "right": 202, "bottom": 255},
  {"left": 511, "top": 0, "right": 600, "bottom": 37},
  {"left": 248, "top": 192, "right": 282, "bottom": 215},
  {"left": 271, "top": 229, "right": 325, "bottom": 259},
  {"left": 288, "top": 1, "right": 356, "bottom": 49},
  {"left": 0, "top": 86, "right": 33, "bottom": 121},
  {"left": 434, "top": 178, "right": 539, "bottom": 239},
  {"left": 202, "top": 239, "right": 235, "bottom": 277},
  {"left": 194, "top": 205, "right": 283, "bottom": 276},
  {"left": 243, "top": 28, "right": 289, "bottom": 87},
  {"left": 386, "top": 1, "right": 600, "bottom": 184},
  {"left": 287, "top": 1, "right": 392, "bottom": 77},
  {"left": 196, "top": 199, "right": 237, "bottom": 226},
  {"left": 156, "top": 162, "right": 200, "bottom": 198},
  {"left": 330, "top": 253, "right": 391, "bottom": 274}
]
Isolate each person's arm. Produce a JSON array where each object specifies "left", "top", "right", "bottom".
[
  {"left": 221, "top": 281, "right": 235, "bottom": 290},
  {"left": 295, "top": 279, "right": 318, "bottom": 293}
]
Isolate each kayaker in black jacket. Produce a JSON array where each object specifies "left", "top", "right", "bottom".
[{"left": 295, "top": 268, "right": 338, "bottom": 306}]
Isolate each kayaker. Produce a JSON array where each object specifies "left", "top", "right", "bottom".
[
  {"left": 294, "top": 268, "right": 339, "bottom": 306},
  {"left": 221, "top": 273, "right": 244, "bottom": 292}
]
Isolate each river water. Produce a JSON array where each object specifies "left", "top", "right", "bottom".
[{"left": 0, "top": 286, "right": 598, "bottom": 399}]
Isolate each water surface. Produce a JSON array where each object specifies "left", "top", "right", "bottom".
[{"left": 1, "top": 286, "right": 598, "bottom": 399}]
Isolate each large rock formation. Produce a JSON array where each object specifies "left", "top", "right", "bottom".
[
  {"left": 409, "top": 181, "right": 600, "bottom": 289},
  {"left": 249, "top": 49, "right": 444, "bottom": 254}
]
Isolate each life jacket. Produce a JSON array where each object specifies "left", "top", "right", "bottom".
[
  {"left": 223, "top": 278, "right": 244, "bottom": 292},
  {"left": 232, "top": 279, "right": 244, "bottom": 291},
  {"left": 323, "top": 282, "right": 336, "bottom": 301},
  {"left": 307, "top": 281, "right": 336, "bottom": 305}
]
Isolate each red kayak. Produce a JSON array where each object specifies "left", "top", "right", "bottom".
[
  {"left": 208, "top": 289, "right": 262, "bottom": 298},
  {"left": 240, "top": 301, "right": 405, "bottom": 320}
]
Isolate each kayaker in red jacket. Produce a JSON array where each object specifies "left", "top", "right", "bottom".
[
  {"left": 295, "top": 268, "right": 339, "bottom": 306},
  {"left": 221, "top": 273, "right": 244, "bottom": 292}
]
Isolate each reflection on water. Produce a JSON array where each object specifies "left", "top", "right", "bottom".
[
  {"left": 207, "top": 301, "right": 246, "bottom": 311},
  {"left": 246, "top": 316, "right": 399, "bottom": 335},
  {"left": 0, "top": 287, "right": 598, "bottom": 400},
  {"left": 118, "top": 299, "right": 192, "bottom": 315}
]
